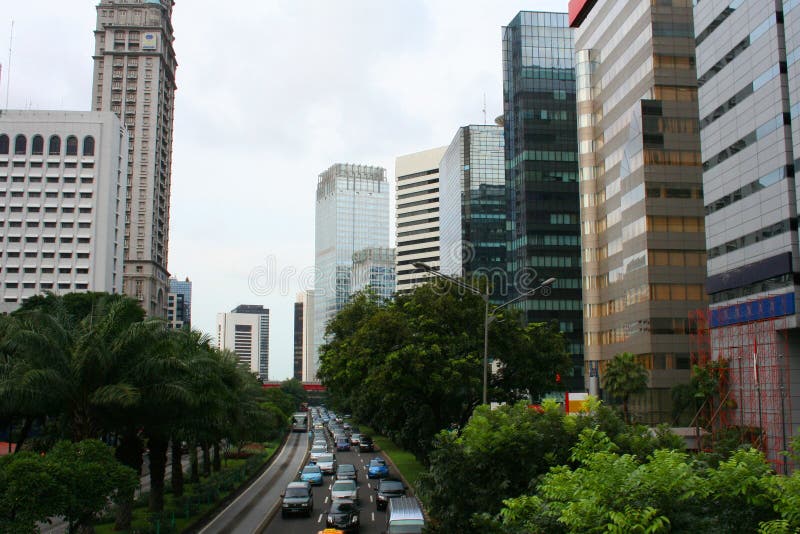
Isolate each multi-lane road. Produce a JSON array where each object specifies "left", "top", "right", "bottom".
[
  {"left": 194, "top": 429, "right": 402, "bottom": 534},
  {"left": 262, "top": 440, "right": 397, "bottom": 534}
]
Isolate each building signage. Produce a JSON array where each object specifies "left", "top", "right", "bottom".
[
  {"left": 142, "top": 33, "right": 157, "bottom": 50},
  {"left": 568, "top": 0, "right": 598, "bottom": 27},
  {"left": 710, "top": 293, "right": 796, "bottom": 328}
]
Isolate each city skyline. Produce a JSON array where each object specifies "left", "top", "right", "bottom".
[{"left": 1, "top": 0, "right": 567, "bottom": 380}]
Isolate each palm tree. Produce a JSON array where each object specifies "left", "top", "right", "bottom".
[{"left": 601, "top": 352, "right": 649, "bottom": 423}]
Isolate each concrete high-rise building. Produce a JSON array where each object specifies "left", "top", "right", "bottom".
[
  {"left": 0, "top": 111, "right": 127, "bottom": 313},
  {"left": 167, "top": 276, "right": 191, "bottom": 329},
  {"left": 352, "top": 247, "right": 396, "bottom": 300},
  {"left": 693, "top": 0, "right": 800, "bottom": 462},
  {"left": 293, "top": 294, "right": 304, "bottom": 381},
  {"left": 314, "top": 164, "right": 390, "bottom": 361},
  {"left": 216, "top": 304, "right": 270, "bottom": 380},
  {"left": 439, "top": 125, "right": 505, "bottom": 289},
  {"left": 571, "top": 0, "right": 706, "bottom": 421},
  {"left": 91, "top": 0, "right": 178, "bottom": 318},
  {"left": 503, "top": 12, "right": 584, "bottom": 390},
  {"left": 395, "top": 147, "right": 448, "bottom": 292}
]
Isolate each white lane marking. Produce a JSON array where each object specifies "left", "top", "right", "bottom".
[
  {"left": 370, "top": 495, "right": 374, "bottom": 503},
  {"left": 367, "top": 483, "right": 371, "bottom": 489},
  {"left": 317, "top": 513, "right": 323, "bottom": 523},
  {"left": 372, "top": 512, "right": 375, "bottom": 522},
  {"left": 324, "top": 496, "right": 329, "bottom": 503}
]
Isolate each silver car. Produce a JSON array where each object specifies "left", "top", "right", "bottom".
[
  {"left": 316, "top": 452, "right": 337, "bottom": 475},
  {"left": 310, "top": 443, "right": 328, "bottom": 461},
  {"left": 330, "top": 479, "right": 358, "bottom": 502}
]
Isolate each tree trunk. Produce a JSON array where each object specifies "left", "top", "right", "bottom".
[
  {"left": 201, "top": 442, "right": 211, "bottom": 477},
  {"left": 212, "top": 441, "right": 221, "bottom": 472},
  {"left": 171, "top": 439, "right": 184, "bottom": 497},
  {"left": 190, "top": 442, "right": 200, "bottom": 483},
  {"left": 13, "top": 417, "right": 33, "bottom": 454},
  {"left": 114, "top": 432, "right": 143, "bottom": 531},
  {"left": 148, "top": 434, "right": 169, "bottom": 512}
]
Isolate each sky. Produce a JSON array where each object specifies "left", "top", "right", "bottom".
[{"left": 0, "top": 0, "right": 568, "bottom": 380}]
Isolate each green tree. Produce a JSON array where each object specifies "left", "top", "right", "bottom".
[
  {"left": 318, "top": 283, "right": 571, "bottom": 460},
  {"left": 602, "top": 352, "right": 648, "bottom": 423},
  {"left": 0, "top": 440, "right": 135, "bottom": 534}
]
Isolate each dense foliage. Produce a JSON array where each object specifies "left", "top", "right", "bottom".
[
  {"left": 416, "top": 398, "right": 800, "bottom": 534},
  {"left": 417, "top": 400, "right": 683, "bottom": 533},
  {"left": 317, "top": 284, "right": 572, "bottom": 460},
  {"left": 0, "top": 292, "right": 294, "bottom": 530},
  {"left": 0, "top": 439, "right": 136, "bottom": 534}
]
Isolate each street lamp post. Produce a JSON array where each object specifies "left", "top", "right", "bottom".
[{"left": 413, "top": 262, "right": 555, "bottom": 405}]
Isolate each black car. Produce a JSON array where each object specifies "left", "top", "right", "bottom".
[
  {"left": 281, "top": 481, "right": 313, "bottom": 517},
  {"left": 358, "top": 435, "right": 374, "bottom": 452},
  {"left": 326, "top": 499, "right": 360, "bottom": 532},
  {"left": 376, "top": 478, "right": 405, "bottom": 511}
]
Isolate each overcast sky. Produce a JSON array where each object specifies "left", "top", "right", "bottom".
[{"left": 1, "top": 0, "right": 568, "bottom": 380}]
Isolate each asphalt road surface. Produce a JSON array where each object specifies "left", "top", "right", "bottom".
[{"left": 198, "top": 431, "right": 308, "bottom": 534}]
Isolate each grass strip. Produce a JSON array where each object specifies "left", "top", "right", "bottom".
[{"left": 358, "top": 425, "right": 426, "bottom": 492}]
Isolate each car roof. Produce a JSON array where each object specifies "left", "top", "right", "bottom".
[
  {"left": 388, "top": 497, "right": 424, "bottom": 520},
  {"left": 287, "top": 481, "right": 311, "bottom": 489}
]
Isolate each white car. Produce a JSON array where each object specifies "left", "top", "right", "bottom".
[
  {"left": 330, "top": 479, "right": 358, "bottom": 502},
  {"left": 316, "top": 452, "right": 337, "bottom": 475}
]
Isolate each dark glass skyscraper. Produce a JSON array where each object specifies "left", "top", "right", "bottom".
[
  {"left": 439, "top": 125, "right": 506, "bottom": 297},
  {"left": 503, "top": 12, "right": 583, "bottom": 390}
]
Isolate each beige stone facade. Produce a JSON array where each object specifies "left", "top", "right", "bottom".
[{"left": 91, "top": 0, "right": 177, "bottom": 317}]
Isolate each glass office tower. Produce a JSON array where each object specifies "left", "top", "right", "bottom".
[
  {"left": 503, "top": 12, "right": 584, "bottom": 390},
  {"left": 439, "top": 124, "right": 506, "bottom": 294},
  {"left": 571, "top": 0, "right": 706, "bottom": 422},
  {"left": 314, "top": 164, "right": 390, "bottom": 363}
]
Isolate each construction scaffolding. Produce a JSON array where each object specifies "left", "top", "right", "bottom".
[{"left": 689, "top": 295, "right": 795, "bottom": 473}]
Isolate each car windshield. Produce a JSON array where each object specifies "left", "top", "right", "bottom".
[
  {"left": 369, "top": 459, "right": 385, "bottom": 467},
  {"left": 338, "top": 465, "right": 355, "bottom": 474},
  {"left": 311, "top": 445, "right": 326, "bottom": 452},
  {"left": 330, "top": 501, "right": 357, "bottom": 513},
  {"left": 360, "top": 436, "right": 372, "bottom": 442},
  {"left": 302, "top": 466, "right": 320, "bottom": 474},
  {"left": 285, "top": 488, "right": 309, "bottom": 498},
  {"left": 332, "top": 481, "right": 355, "bottom": 491},
  {"left": 317, "top": 454, "right": 334, "bottom": 462},
  {"left": 380, "top": 480, "right": 403, "bottom": 492}
]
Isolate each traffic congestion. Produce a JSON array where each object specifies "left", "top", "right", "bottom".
[{"left": 265, "top": 406, "right": 424, "bottom": 534}]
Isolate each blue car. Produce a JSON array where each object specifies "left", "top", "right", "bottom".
[
  {"left": 367, "top": 457, "right": 389, "bottom": 479},
  {"left": 299, "top": 464, "right": 323, "bottom": 485}
]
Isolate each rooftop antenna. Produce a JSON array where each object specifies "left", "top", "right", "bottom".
[
  {"left": 5, "top": 20, "right": 13, "bottom": 110},
  {"left": 482, "top": 93, "right": 487, "bottom": 125}
]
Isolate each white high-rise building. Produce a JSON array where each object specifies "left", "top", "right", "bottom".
[
  {"left": 0, "top": 111, "right": 128, "bottom": 313},
  {"left": 395, "top": 147, "right": 447, "bottom": 292},
  {"left": 217, "top": 305, "right": 270, "bottom": 380},
  {"left": 314, "top": 164, "right": 390, "bottom": 364},
  {"left": 91, "top": 0, "right": 178, "bottom": 318},
  {"left": 302, "top": 290, "right": 317, "bottom": 381}
]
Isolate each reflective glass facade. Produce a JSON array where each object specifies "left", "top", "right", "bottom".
[
  {"left": 439, "top": 125, "right": 506, "bottom": 296},
  {"left": 314, "top": 164, "right": 390, "bottom": 361},
  {"left": 352, "top": 247, "right": 396, "bottom": 301},
  {"left": 503, "top": 12, "right": 584, "bottom": 389},
  {"left": 575, "top": 0, "right": 706, "bottom": 422}
]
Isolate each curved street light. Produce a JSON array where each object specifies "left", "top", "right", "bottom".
[{"left": 412, "top": 262, "right": 555, "bottom": 405}]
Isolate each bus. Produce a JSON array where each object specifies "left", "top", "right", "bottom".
[{"left": 292, "top": 412, "right": 308, "bottom": 433}]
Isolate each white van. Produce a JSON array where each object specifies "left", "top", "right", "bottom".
[{"left": 385, "top": 496, "right": 424, "bottom": 533}]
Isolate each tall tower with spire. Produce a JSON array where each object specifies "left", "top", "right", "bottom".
[{"left": 91, "top": 0, "right": 177, "bottom": 317}]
